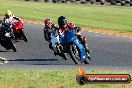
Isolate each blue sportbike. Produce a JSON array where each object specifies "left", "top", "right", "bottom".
[{"left": 61, "top": 30, "right": 91, "bottom": 64}]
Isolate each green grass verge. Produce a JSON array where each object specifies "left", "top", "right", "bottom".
[
  {"left": 0, "top": 0, "right": 132, "bottom": 33},
  {"left": 0, "top": 68, "right": 132, "bottom": 88}
]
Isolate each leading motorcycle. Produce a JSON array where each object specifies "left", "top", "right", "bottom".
[
  {"left": 62, "top": 30, "right": 91, "bottom": 64},
  {"left": 0, "top": 26, "right": 17, "bottom": 52}
]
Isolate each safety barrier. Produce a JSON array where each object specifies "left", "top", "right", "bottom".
[{"left": 24, "top": 0, "right": 132, "bottom": 6}]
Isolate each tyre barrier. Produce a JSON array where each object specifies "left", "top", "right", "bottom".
[{"left": 24, "top": 0, "right": 132, "bottom": 6}]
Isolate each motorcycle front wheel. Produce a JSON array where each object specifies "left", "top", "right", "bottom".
[
  {"left": 21, "top": 30, "right": 28, "bottom": 42},
  {"left": 58, "top": 44, "right": 68, "bottom": 60},
  {"left": 69, "top": 44, "right": 81, "bottom": 64},
  {"left": 9, "top": 38, "right": 17, "bottom": 52}
]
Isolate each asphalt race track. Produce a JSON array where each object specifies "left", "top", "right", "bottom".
[{"left": 0, "top": 22, "right": 132, "bottom": 68}]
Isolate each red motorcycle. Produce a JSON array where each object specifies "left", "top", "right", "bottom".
[{"left": 12, "top": 19, "right": 28, "bottom": 42}]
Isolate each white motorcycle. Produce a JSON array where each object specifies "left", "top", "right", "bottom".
[{"left": 50, "top": 28, "right": 68, "bottom": 60}]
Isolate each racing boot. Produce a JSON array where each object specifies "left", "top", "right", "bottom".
[
  {"left": 82, "top": 37, "right": 91, "bottom": 53},
  {"left": 84, "top": 43, "right": 91, "bottom": 53},
  {"left": 77, "top": 35, "right": 91, "bottom": 53}
]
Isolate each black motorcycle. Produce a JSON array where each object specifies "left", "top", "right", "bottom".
[
  {"left": 0, "top": 26, "right": 17, "bottom": 52},
  {"left": 43, "top": 27, "right": 52, "bottom": 41},
  {"left": 43, "top": 24, "right": 57, "bottom": 41}
]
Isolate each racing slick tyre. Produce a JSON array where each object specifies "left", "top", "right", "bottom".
[
  {"left": 62, "top": 53, "right": 68, "bottom": 60},
  {"left": 83, "top": 58, "right": 90, "bottom": 64},
  {"left": 69, "top": 44, "right": 81, "bottom": 64},
  {"left": 21, "top": 30, "right": 28, "bottom": 42},
  {"left": 10, "top": 39, "right": 17, "bottom": 52},
  {"left": 59, "top": 45, "right": 68, "bottom": 60}
]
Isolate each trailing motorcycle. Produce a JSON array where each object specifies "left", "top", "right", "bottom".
[
  {"left": 12, "top": 19, "right": 28, "bottom": 42},
  {"left": 62, "top": 30, "right": 91, "bottom": 64}
]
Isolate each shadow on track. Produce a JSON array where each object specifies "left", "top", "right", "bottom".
[
  {"left": 0, "top": 50, "right": 9, "bottom": 52},
  {"left": 14, "top": 40, "right": 21, "bottom": 42},
  {"left": 7, "top": 58, "right": 58, "bottom": 61}
]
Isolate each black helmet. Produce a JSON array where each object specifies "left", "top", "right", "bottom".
[{"left": 58, "top": 16, "right": 67, "bottom": 27}]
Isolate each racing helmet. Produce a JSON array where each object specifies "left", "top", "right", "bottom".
[
  {"left": 44, "top": 18, "right": 52, "bottom": 27},
  {"left": 58, "top": 16, "right": 67, "bottom": 28},
  {"left": 5, "top": 10, "right": 12, "bottom": 17}
]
